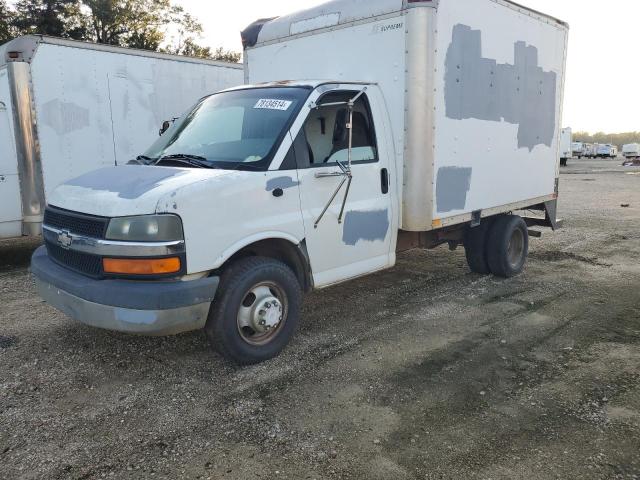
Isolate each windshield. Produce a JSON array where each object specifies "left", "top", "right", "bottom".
[{"left": 143, "top": 87, "right": 310, "bottom": 170}]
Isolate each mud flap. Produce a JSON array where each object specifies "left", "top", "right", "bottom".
[{"left": 544, "top": 199, "right": 562, "bottom": 231}]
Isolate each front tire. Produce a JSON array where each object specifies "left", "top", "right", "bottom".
[
  {"left": 486, "top": 215, "right": 529, "bottom": 278},
  {"left": 205, "top": 257, "right": 302, "bottom": 365}
]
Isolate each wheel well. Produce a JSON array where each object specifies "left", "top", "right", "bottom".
[{"left": 222, "top": 239, "right": 312, "bottom": 292}]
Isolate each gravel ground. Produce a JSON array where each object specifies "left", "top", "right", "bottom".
[{"left": 1, "top": 158, "right": 639, "bottom": 479}]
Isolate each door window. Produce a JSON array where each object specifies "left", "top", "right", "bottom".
[{"left": 299, "top": 91, "right": 378, "bottom": 168}]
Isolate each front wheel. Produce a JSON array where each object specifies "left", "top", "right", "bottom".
[
  {"left": 486, "top": 215, "right": 529, "bottom": 278},
  {"left": 205, "top": 257, "right": 302, "bottom": 365}
]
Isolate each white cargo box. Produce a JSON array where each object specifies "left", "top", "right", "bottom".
[
  {"left": 0, "top": 36, "right": 244, "bottom": 238},
  {"left": 622, "top": 144, "right": 640, "bottom": 158},
  {"left": 244, "top": 0, "right": 568, "bottom": 231}
]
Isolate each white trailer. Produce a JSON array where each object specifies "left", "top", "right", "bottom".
[
  {"left": 32, "top": 0, "right": 568, "bottom": 365},
  {"left": 622, "top": 143, "right": 640, "bottom": 159},
  {"left": 0, "top": 35, "right": 243, "bottom": 239},
  {"left": 560, "top": 128, "right": 572, "bottom": 166}
]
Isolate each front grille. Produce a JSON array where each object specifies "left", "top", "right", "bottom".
[
  {"left": 45, "top": 241, "right": 103, "bottom": 278},
  {"left": 44, "top": 207, "right": 109, "bottom": 239}
]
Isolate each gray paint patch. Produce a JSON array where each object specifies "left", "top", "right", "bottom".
[
  {"left": 66, "top": 166, "right": 188, "bottom": 200},
  {"left": 436, "top": 167, "right": 472, "bottom": 213},
  {"left": 266, "top": 176, "right": 299, "bottom": 191},
  {"left": 342, "top": 209, "right": 390, "bottom": 246},
  {"left": 445, "top": 24, "right": 557, "bottom": 151},
  {"left": 41, "top": 99, "right": 90, "bottom": 135}
]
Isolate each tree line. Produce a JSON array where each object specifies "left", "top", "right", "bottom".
[
  {"left": 574, "top": 131, "right": 640, "bottom": 147},
  {"left": 0, "top": 0, "right": 241, "bottom": 62}
]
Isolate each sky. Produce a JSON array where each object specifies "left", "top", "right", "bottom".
[{"left": 178, "top": 0, "right": 639, "bottom": 133}]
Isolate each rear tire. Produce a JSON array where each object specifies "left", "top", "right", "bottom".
[
  {"left": 464, "top": 219, "right": 494, "bottom": 274},
  {"left": 486, "top": 215, "right": 529, "bottom": 278},
  {"left": 205, "top": 256, "right": 302, "bottom": 365}
]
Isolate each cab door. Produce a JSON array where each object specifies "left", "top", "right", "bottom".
[{"left": 290, "top": 87, "right": 395, "bottom": 287}]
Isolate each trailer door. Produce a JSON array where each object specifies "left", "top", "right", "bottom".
[
  {"left": 0, "top": 67, "right": 23, "bottom": 237},
  {"left": 294, "top": 89, "right": 394, "bottom": 287}
]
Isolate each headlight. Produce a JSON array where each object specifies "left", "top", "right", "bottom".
[{"left": 106, "top": 215, "right": 183, "bottom": 242}]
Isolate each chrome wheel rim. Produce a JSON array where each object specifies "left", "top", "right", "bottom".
[
  {"left": 236, "top": 281, "right": 287, "bottom": 346},
  {"left": 507, "top": 228, "right": 525, "bottom": 268}
]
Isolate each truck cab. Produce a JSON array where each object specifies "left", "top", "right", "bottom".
[{"left": 32, "top": 82, "right": 400, "bottom": 364}]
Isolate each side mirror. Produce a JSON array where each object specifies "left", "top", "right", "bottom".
[{"left": 159, "top": 120, "right": 171, "bottom": 136}]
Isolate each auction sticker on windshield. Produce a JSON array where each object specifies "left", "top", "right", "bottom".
[{"left": 254, "top": 99, "right": 293, "bottom": 111}]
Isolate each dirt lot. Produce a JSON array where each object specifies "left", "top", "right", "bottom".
[{"left": 1, "top": 158, "right": 639, "bottom": 479}]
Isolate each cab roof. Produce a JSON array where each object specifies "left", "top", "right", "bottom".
[{"left": 222, "top": 80, "right": 375, "bottom": 92}]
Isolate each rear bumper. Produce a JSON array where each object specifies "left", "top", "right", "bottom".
[{"left": 31, "top": 246, "right": 219, "bottom": 335}]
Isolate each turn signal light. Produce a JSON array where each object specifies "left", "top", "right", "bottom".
[{"left": 103, "top": 257, "right": 181, "bottom": 275}]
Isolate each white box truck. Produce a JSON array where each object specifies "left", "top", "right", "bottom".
[
  {"left": 32, "top": 0, "right": 568, "bottom": 364},
  {"left": 0, "top": 35, "right": 243, "bottom": 239},
  {"left": 622, "top": 143, "right": 640, "bottom": 159},
  {"left": 571, "top": 141, "right": 586, "bottom": 159},
  {"left": 560, "top": 128, "right": 572, "bottom": 166},
  {"left": 596, "top": 144, "right": 618, "bottom": 158},
  {"left": 583, "top": 143, "right": 596, "bottom": 159}
]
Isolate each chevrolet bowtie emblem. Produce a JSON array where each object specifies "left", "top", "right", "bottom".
[{"left": 57, "top": 230, "right": 73, "bottom": 249}]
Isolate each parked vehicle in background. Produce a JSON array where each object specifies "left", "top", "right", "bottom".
[
  {"left": 32, "top": 0, "right": 568, "bottom": 364},
  {"left": 0, "top": 35, "right": 243, "bottom": 240},
  {"left": 582, "top": 143, "right": 595, "bottom": 158},
  {"left": 560, "top": 128, "right": 572, "bottom": 166},
  {"left": 596, "top": 144, "right": 618, "bottom": 158},
  {"left": 585, "top": 143, "right": 600, "bottom": 158},
  {"left": 622, "top": 143, "right": 640, "bottom": 159},
  {"left": 571, "top": 141, "right": 585, "bottom": 159}
]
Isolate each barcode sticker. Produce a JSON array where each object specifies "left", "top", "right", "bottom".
[{"left": 254, "top": 99, "right": 293, "bottom": 111}]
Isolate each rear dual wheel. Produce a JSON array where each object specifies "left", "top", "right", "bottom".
[{"left": 464, "top": 215, "right": 529, "bottom": 278}]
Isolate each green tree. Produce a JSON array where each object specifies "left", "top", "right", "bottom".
[
  {"left": 6, "top": 0, "right": 241, "bottom": 61},
  {"left": 211, "top": 47, "right": 241, "bottom": 63},
  {"left": 0, "top": 0, "right": 14, "bottom": 43},
  {"left": 163, "top": 12, "right": 208, "bottom": 57},
  {"left": 11, "top": 0, "right": 85, "bottom": 38},
  {"left": 82, "top": 0, "right": 190, "bottom": 50}
]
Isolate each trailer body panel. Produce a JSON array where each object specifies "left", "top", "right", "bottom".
[
  {"left": 0, "top": 36, "right": 244, "bottom": 239},
  {"left": 0, "top": 66, "right": 22, "bottom": 237},
  {"left": 431, "top": 0, "right": 567, "bottom": 225}
]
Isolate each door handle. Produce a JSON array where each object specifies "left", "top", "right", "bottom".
[
  {"left": 381, "top": 168, "right": 389, "bottom": 194},
  {"left": 315, "top": 170, "right": 343, "bottom": 178}
]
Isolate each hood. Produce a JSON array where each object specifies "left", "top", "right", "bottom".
[{"left": 48, "top": 165, "right": 235, "bottom": 217}]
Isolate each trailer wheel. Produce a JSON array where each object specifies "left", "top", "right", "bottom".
[
  {"left": 486, "top": 215, "right": 529, "bottom": 278},
  {"left": 205, "top": 257, "right": 301, "bottom": 365},
  {"left": 463, "top": 219, "right": 494, "bottom": 274}
]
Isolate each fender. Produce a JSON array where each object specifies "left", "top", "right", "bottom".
[{"left": 211, "top": 231, "right": 305, "bottom": 270}]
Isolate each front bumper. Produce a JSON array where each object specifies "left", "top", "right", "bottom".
[{"left": 31, "top": 246, "right": 219, "bottom": 335}]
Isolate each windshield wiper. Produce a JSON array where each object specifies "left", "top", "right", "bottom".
[
  {"left": 155, "top": 154, "right": 215, "bottom": 169},
  {"left": 222, "top": 162, "right": 264, "bottom": 172},
  {"left": 127, "top": 155, "right": 157, "bottom": 165}
]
